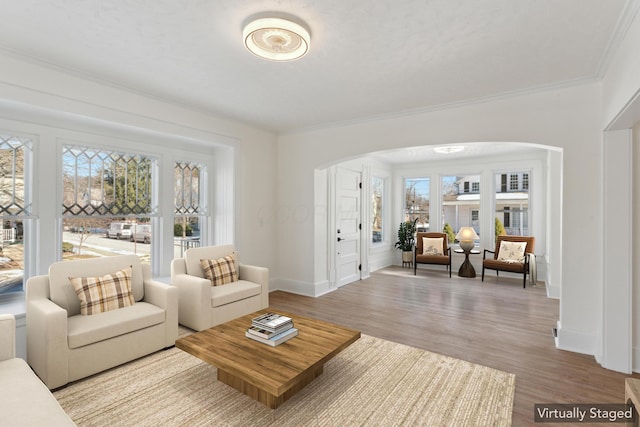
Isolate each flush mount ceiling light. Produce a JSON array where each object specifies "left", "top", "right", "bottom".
[
  {"left": 433, "top": 146, "right": 465, "bottom": 154},
  {"left": 243, "top": 17, "right": 310, "bottom": 61}
]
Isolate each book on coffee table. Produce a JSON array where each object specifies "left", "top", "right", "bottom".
[
  {"left": 247, "top": 323, "right": 294, "bottom": 339},
  {"left": 251, "top": 313, "right": 293, "bottom": 333},
  {"left": 245, "top": 327, "right": 298, "bottom": 346}
]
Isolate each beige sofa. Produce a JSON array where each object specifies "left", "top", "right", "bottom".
[
  {"left": 171, "top": 245, "right": 268, "bottom": 331},
  {"left": 26, "top": 254, "right": 178, "bottom": 389},
  {"left": 0, "top": 314, "right": 76, "bottom": 426}
]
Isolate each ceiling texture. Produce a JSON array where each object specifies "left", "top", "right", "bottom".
[{"left": 0, "top": 0, "right": 636, "bottom": 137}]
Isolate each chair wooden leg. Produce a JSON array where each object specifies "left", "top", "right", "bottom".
[
  {"left": 523, "top": 271, "right": 527, "bottom": 288},
  {"left": 481, "top": 266, "right": 485, "bottom": 281}
]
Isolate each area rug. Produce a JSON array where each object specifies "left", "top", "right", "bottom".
[{"left": 53, "top": 334, "right": 515, "bottom": 426}]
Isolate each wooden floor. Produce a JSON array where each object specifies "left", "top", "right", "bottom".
[{"left": 269, "top": 266, "right": 638, "bottom": 426}]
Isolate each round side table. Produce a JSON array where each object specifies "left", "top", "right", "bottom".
[{"left": 454, "top": 248, "right": 480, "bottom": 278}]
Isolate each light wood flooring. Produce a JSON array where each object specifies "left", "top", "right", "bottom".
[{"left": 269, "top": 266, "right": 638, "bottom": 426}]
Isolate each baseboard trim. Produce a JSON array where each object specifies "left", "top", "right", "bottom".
[
  {"left": 269, "top": 278, "right": 333, "bottom": 297},
  {"left": 555, "top": 321, "right": 598, "bottom": 356}
]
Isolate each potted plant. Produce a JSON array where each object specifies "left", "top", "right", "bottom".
[{"left": 395, "top": 218, "right": 418, "bottom": 264}]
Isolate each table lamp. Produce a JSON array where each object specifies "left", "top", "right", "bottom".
[{"left": 455, "top": 227, "right": 479, "bottom": 251}]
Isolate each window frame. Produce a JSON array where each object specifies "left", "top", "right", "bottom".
[{"left": 0, "top": 131, "right": 35, "bottom": 299}]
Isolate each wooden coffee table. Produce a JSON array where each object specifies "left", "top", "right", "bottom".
[{"left": 175, "top": 309, "right": 361, "bottom": 409}]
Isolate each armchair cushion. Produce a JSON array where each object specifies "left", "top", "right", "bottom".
[
  {"left": 211, "top": 281, "right": 262, "bottom": 308},
  {"left": 70, "top": 266, "right": 135, "bottom": 315},
  {"left": 497, "top": 241, "right": 527, "bottom": 263},
  {"left": 67, "top": 302, "right": 165, "bottom": 349},
  {"left": 422, "top": 237, "right": 444, "bottom": 256},
  {"left": 201, "top": 255, "right": 238, "bottom": 286}
]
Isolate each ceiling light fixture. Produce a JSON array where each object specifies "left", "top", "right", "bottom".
[
  {"left": 433, "top": 146, "right": 465, "bottom": 154},
  {"left": 243, "top": 17, "right": 310, "bottom": 61}
]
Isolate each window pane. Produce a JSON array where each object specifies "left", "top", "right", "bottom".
[
  {"left": 62, "top": 218, "right": 151, "bottom": 264},
  {"left": 174, "top": 161, "right": 206, "bottom": 257},
  {"left": 0, "top": 135, "right": 31, "bottom": 296},
  {"left": 174, "top": 161, "right": 205, "bottom": 215},
  {"left": 442, "top": 175, "right": 480, "bottom": 237},
  {"left": 62, "top": 145, "right": 156, "bottom": 266},
  {"left": 404, "top": 178, "right": 429, "bottom": 232},
  {"left": 0, "top": 219, "right": 24, "bottom": 295},
  {"left": 173, "top": 216, "right": 201, "bottom": 258},
  {"left": 495, "top": 172, "right": 530, "bottom": 237},
  {"left": 62, "top": 145, "right": 156, "bottom": 217},
  {"left": 372, "top": 176, "right": 383, "bottom": 243}
]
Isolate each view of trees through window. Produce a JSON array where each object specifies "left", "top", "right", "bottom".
[
  {"left": 372, "top": 176, "right": 383, "bottom": 243},
  {"left": 404, "top": 178, "right": 430, "bottom": 232},
  {"left": 174, "top": 160, "right": 206, "bottom": 258},
  {"left": 61, "top": 145, "right": 156, "bottom": 264},
  {"left": 0, "top": 135, "right": 29, "bottom": 296}
]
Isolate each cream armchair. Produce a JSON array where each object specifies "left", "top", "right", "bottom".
[
  {"left": 26, "top": 254, "right": 178, "bottom": 389},
  {"left": 171, "top": 245, "right": 269, "bottom": 331},
  {"left": 0, "top": 314, "right": 76, "bottom": 425}
]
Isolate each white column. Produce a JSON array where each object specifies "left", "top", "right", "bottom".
[{"left": 602, "top": 129, "right": 632, "bottom": 373}]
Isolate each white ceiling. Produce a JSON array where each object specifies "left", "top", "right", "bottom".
[{"left": 0, "top": 0, "right": 634, "bottom": 134}]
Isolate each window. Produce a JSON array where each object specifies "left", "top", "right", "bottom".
[
  {"left": 510, "top": 174, "right": 518, "bottom": 191},
  {"left": 404, "top": 178, "right": 429, "bottom": 232},
  {"left": 371, "top": 176, "right": 383, "bottom": 243},
  {"left": 494, "top": 171, "right": 530, "bottom": 237},
  {"left": 62, "top": 145, "right": 156, "bottom": 263},
  {"left": 442, "top": 175, "right": 480, "bottom": 236},
  {"left": 0, "top": 134, "right": 31, "bottom": 296},
  {"left": 174, "top": 160, "right": 207, "bottom": 258}
]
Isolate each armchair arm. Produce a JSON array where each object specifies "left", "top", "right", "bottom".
[
  {"left": 239, "top": 264, "right": 269, "bottom": 308},
  {"left": 483, "top": 249, "right": 495, "bottom": 260},
  {"left": 0, "top": 314, "right": 15, "bottom": 361},
  {"left": 171, "top": 273, "right": 211, "bottom": 331},
  {"left": 26, "top": 275, "right": 69, "bottom": 389},
  {"left": 142, "top": 265, "right": 178, "bottom": 346}
]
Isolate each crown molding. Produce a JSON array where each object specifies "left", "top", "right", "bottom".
[{"left": 596, "top": 0, "right": 640, "bottom": 78}]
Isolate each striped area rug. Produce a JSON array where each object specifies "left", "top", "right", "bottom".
[{"left": 53, "top": 334, "right": 515, "bottom": 426}]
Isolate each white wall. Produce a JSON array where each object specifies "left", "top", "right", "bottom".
[
  {"left": 601, "top": 8, "right": 640, "bottom": 372},
  {"left": 602, "top": 6, "right": 640, "bottom": 130},
  {"left": 0, "top": 52, "right": 278, "bottom": 279},
  {"left": 277, "top": 83, "right": 602, "bottom": 358},
  {"left": 634, "top": 121, "right": 640, "bottom": 370}
]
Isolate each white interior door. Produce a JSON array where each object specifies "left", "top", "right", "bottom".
[{"left": 336, "top": 167, "right": 361, "bottom": 287}]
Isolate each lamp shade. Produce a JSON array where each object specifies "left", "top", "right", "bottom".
[
  {"left": 455, "top": 227, "right": 479, "bottom": 241},
  {"left": 243, "top": 17, "right": 310, "bottom": 61},
  {"left": 456, "top": 227, "right": 478, "bottom": 251}
]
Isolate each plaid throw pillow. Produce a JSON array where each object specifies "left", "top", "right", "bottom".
[
  {"left": 200, "top": 255, "right": 238, "bottom": 286},
  {"left": 70, "top": 266, "right": 135, "bottom": 315}
]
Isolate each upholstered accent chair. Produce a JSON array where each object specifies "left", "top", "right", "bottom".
[
  {"left": 414, "top": 232, "right": 452, "bottom": 277},
  {"left": 170, "top": 245, "right": 269, "bottom": 331},
  {"left": 482, "top": 235, "right": 535, "bottom": 288},
  {"left": 26, "top": 254, "right": 178, "bottom": 389}
]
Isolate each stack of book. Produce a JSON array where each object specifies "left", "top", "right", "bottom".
[{"left": 246, "top": 312, "right": 298, "bottom": 346}]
